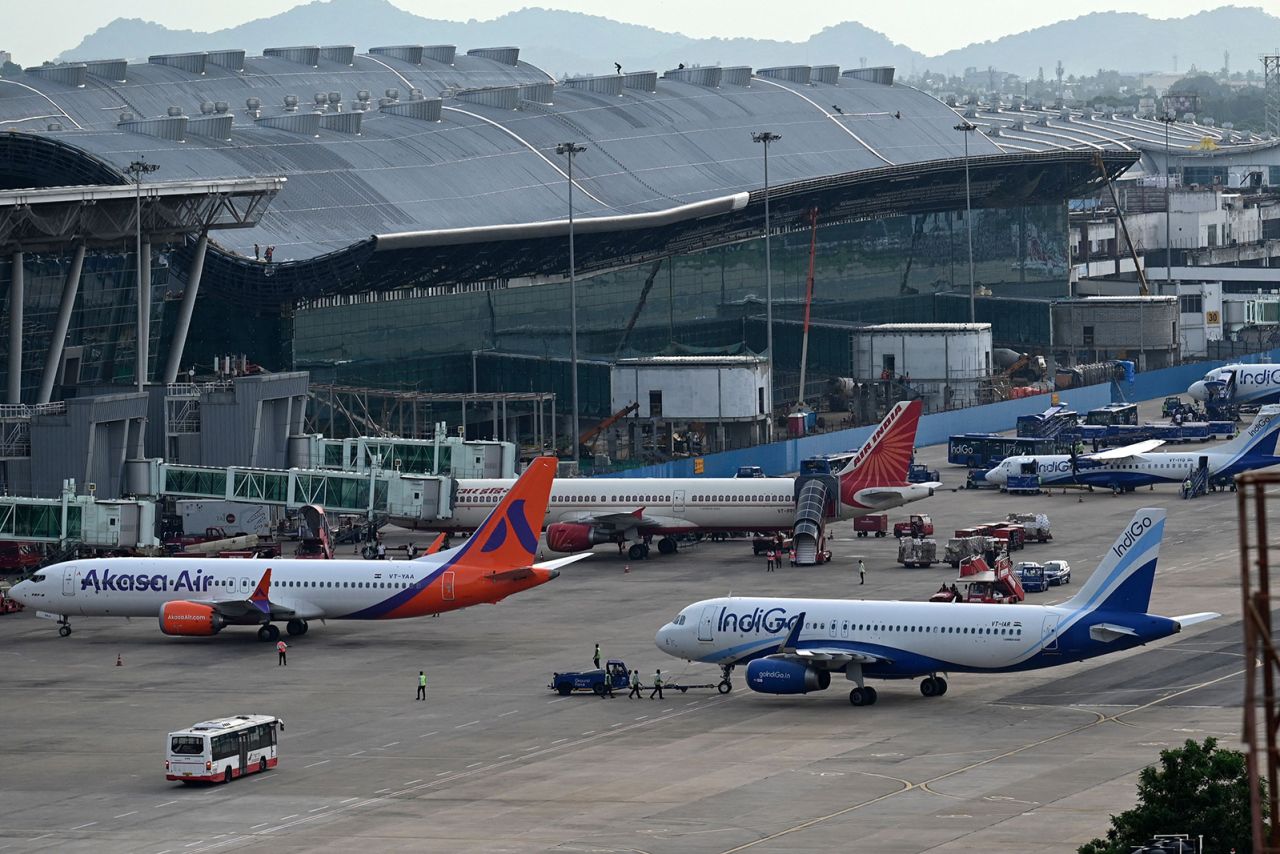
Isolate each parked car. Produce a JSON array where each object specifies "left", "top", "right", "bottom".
[{"left": 1043, "top": 559, "right": 1072, "bottom": 586}]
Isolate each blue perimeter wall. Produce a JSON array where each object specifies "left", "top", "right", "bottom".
[{"left": 600, "top": 348, "right": 1280, "bottom": 480}]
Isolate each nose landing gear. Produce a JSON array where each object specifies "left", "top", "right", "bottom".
[{"left": 57, "top": 616, "right": 72, "bottom": 638}]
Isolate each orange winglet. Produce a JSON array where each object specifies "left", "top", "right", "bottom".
[
  {"left": 250, "top": 568, "right": 273, "bottom": 614},
  {"left": 425, "top": 532, "right": 447, "bottom": 555}
]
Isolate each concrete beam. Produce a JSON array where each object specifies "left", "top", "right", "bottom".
[
  {"left": 163, "top": 234, "right": 207, "bottom": 384},
  {"left": 7, "top": 251, "right": 23, "bottom": 403},
  {"left": 38, "top": 244, "right": 86, "bottom": 404}
]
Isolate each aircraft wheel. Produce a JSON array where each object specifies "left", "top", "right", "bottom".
[
  {"left": 920, "top": 677, "right": 938, "bottom": 697},
  {"left": 58, "top": 624, "right": 72, "bottom": 638},
  {"left": 258, "top": 624, "right": 280, "bottom": 642},
  {"left": 849, "top": 688, "right": 867, "bottom": 706},
  {"left": 628, "top": 544, "right": 646, "bottom": 560},
  {"left": 864, "top": 686, "right": 878, "bottom": 705},
  {"left": 718, "top": 680, "right": 732, "bottom": 694},
  {"left": 286, "top": 619, "right": 308, "bottom": 636},
  {"left": 657, "top": 537, "right": 677, "bottom": 555},
  {"left": 936, "top": 678, "right": 948, "bottom": 696}
]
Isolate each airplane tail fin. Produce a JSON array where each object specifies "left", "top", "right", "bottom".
[
  {"left": 1062, "top": 508, "right": 1166, "bottom": 615},
  {"left": 446, "top": 456, "right": 556, "bottom": 575},
  {"left": 1218, "top": 404, "right": 1280, "bottom": 461},
  {"left": 837, "top": 400, "right": 922, "bottom": 504}
]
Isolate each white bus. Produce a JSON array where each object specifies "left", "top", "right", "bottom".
[{"left": 166, "top": 714, "right": 282, "bottom": 783}]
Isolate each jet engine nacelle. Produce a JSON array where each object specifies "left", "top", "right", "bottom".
[
  {"left": 159, "top": 601, "right": 226, "bottom": 636},
  {"left": 546, "top": 522, "right": 613, "bottom": 553},
  {"left": 745, "top": 658, "right": 831, "bottom": 694}
]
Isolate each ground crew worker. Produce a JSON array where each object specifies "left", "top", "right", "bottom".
[
  {"left": 858, "top": 558, "right": 866, "bottom": 585},
  {"left": 765, "top": 548, "right": 775, "bottom": 572},
  {"left": 1183, "top": 478, "right": 1192, "bottom": 499},
  {"left": 628, "top": 670, "right": 643, "bottom": 699},
  {"left": 601, "top": 667, "right": 614, "bottom": 698},
  {"left": 416, "top": 670, "right": 427, "bottom": 701},
  {"left": 593, "top": 643, "right": 601, "bottom": 669},
  {"left": 377, "top": 540, "right": 386, "bottom": 560},
  {"left": 650, "top": 669, "right": 664, "bottom": 700},
  {"left": 277, "top": 639, "right": 288, "bottom": 666}
]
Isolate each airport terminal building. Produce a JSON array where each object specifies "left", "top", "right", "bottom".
[{"left": 3, "top": 42, "right": 1278, "bottom": 441}]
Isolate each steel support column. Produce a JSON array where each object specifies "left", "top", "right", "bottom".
[
  {"left": 38, "top": 244, "right": 85, "bottom": 404},
  {"left": 7, "top": 251, "right": 24, "bottom": 403},
  {"left": 137, "top": 241, "right": 152, "bottom": 391},
  {"left": 164, "top": 233, "right": 207, "bottom": 384}
]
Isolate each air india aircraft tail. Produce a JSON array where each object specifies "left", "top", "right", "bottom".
[{"left": 837, "top": 399, "right": 923, "bottom": 506}]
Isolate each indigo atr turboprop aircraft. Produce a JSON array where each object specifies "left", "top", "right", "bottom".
[
  {"left": 427, "top": 400, "right": 938, "bottom": 560},
  {"left": 982, "top": 404, "right": 1280, "bottom": 493},
  {"left": 1189, "top": 363, "right": 1280, "bottom": 408},
  {"left": 10, "top": 456, "right": 582, "bottom": 640},
  {"left": 655, "top": 508, "right": 1216, "bottom": 706}
]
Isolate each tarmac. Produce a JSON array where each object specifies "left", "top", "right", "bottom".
[{"left": 0, "top": 405, "right": 1252, "bottom": 853}]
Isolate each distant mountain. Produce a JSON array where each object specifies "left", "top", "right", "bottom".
[{"left": 52, "top": 1, "right": 1280, "bottom": 79}]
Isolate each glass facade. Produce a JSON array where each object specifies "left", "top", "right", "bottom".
[
  {"left": 293, "top": 202, "right": 1070, "bottom": 414},
  {"left": 0, "top": 248, "right": 173, "bottom": 402}
]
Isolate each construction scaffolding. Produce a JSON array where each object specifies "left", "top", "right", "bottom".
[
  {"left": 308, "top": 384, "right": 556, "bottom": 451},
  {"left": 1266, "top": 55, "right": 1280, "bottom": 139},
  {"left": 1238, "top": 469, "right": 1280, "bottom": 853}
]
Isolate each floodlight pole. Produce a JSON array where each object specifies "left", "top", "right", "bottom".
[
  {"left": 751, "top": 131, "right": 781, "bottom": 400},
  {"left": 556, "top": 142, "right": 586, "bottom": 464},
  {"left": 126, "top": 159, "right": 159, "bottom": 393},
  {"left": 1159, "top": 112, "right": 1177, "bottom": 284},
  {"left": 954, "top": 122, "right": 977, "bottom": 323}
]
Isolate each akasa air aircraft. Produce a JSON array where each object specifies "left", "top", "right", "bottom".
[
  {"left": 982, "top": 404, "right": 1280, "bottom": 493},
  {"left": 10, "top": 456, "right": 580, "bottom": 641},
  {"left": 418, "top": 400, "right": 937, "bottom": 560},
  {"left": 1189, "top": 363, "right": 1280, "bottom": 408},
  {"left": 656, "top": 507, "right": 1216, "bottom": 706}
]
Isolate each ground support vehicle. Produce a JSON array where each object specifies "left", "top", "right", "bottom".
[
  {"left": 166, "top": 715, "right": 281, "bottom": 784},
  {"left": 0, "top": 542, "right": 45, "bottom": 573},
  {"left": 907, "top": 463, "right": 940, "bottom": 483},
  {"left": 1005, "top": 513, "right": 1051, "bottom": 542},
  {"left": 954, "top": 555, "right": 1025, "bottom": 603},
  {"left": 990, "top": 525, "right": 1026, "bottom": 552},
  {"left": 944, "top": 535, "right": 993, "bottom": 568},
  {"left": 1005, "top": 474, "right": 1041, "bottom": 494},
  {"left": 549, "top": 659, "right": 631, "bottom": 696},
  {"left": 666, "top": 676, "right": 733, "bottom": 695},
  {"left": 1014, "top": 561, "right": 1048, "bottom": 593},
  {"left": 752, "top": 535, "right": 788, "bottom": 555},
  {"left": 1043, "top": 560, "right": 1073, "bottom": 586},
  {"left": 853, "top": 514, "right": 889, "bottom": 538},
  {"left": 893, "top": 514, "right": 933, "bottom": 538},
  {"left": 0, "top": 582, "right": 23, "bottom": 614},
  {"left": 897, "top": 538, "right": 938, "bottom": 568}
]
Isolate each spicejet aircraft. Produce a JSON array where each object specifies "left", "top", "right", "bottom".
[
  {"left": 10, "top": 456, "right": 578, "bottom": 641},
  {"left": 656, "top": 508, "right": 1216, "bottom": 706},
  {"left": 420, "top": 400, "right": 936, "bottom": 560}
]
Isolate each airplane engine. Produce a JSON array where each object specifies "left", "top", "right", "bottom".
[
  {"left": 745, "top": 658, "right": 831, "bottom": 694},
  {"left": 546, "top": 522, "right": 612, "bottom": 553},
  {"left": 159, "top": 601, "right": 226, "bottom": 636}
]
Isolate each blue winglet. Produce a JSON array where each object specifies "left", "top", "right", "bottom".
[{"left": 778, "top": 611, "right": 806, "bottom": 654}]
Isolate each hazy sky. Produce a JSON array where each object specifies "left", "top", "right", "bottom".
[{"left": 6, "top": 0, "right": 1278, "bottom": 65}]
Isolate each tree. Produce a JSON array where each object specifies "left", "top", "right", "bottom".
[{"left": 1078, "top": 737, "right": 1260, "bottom": 854}]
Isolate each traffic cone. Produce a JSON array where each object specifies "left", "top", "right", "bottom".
[
  {"left": 624, "top": 564, "right": 630, "bottom": 573},
  {"left": 116, "top": 653, "right": 122, "bottom": 667}
]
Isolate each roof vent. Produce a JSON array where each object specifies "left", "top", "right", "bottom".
[
  {"left": 842, "top": 66, "right": 895, "bottom": 86},
  {"left": 46, "top": 122, "right": 62, "bottom": 132},
  {"left": 811, "top": 65, "right": 839, "bottom": 85},
  {"left": 1011, "top": 120, "right": 1025, "bottom": 131},
  {"left": 119, "top": 111, "right": 134, "bottom": 122},
  {"left": 166, "top": 105, "right": 184, "bottom": 117},
  {"left": 84, "top": 59, "right": 127, "bottom": 81},
  {"left": 214, "top": 100, "right": 229, "bottom": 113},
  {"left": 26, "top": 64, "right": 87, "bottom": 87},
  {"left": 720, "top": 66, "right": 752, "bottom": 86},
  {"left": 455, "top": 85, "right": 520, "bottom": 110},
  {"left": 357, "top": 90, "right": 371, "bottom": 102},
  {"left": 1035, "top": 114, "right": 1051, "bottom": 127},
  {"left": 189, "top": 114, "right": 233, "bottom": 141},
  {"left": 370, "top": 45, "right": 424, "bottom": 65},
  {"left": 757, "top": 66, "right": 811, "bottom": 84},
  {"left": 467, "top": 46, "right": 520, "bottom": 66},
  {"left": 1223, "top": 121, "right": 1235, "bottom": 130},
  {"left": 623, "top": 71, "right": 658, "bottom": 92},
  {"left": 1203, "top": 116, "right": 1216, "bottom": 127},
  {"left": 987, "top": 126, "right": 1001, "bottom": 137},
  {"left": 380, "top": 97, "right": 442, "bottom": 121},
  {"left": 264, "top": 45, "right": 320, "bottom": 67},
  {"left": 1059, "top": 109, "right": 1072, "bottom": 121},
  {"left": 320, "top": 45, "right": 355, "bottom": 65},
  {"left": 565, "top": 74, "right": 623, "bottom": 96},
  {"left": 207, "top": 50, "right": 245, "bottom": 72},
  {"left": 964, "top": 107, "right": 978, "bottom": 119},
  {"left": 148, "top": 52, "right": 207, "bottom": 75},
  {"left": 409, "top": 87, "right": 423, "bottom": 100},
  {"left": 199, "top": 101, "right": 215, "bottom": 114},
  {"left": 313, "top": 92, "right": 328, "bottom": 108},
  {"left": 520, "top": 82, "right": 553, "bottom": 104},
  {"left": 385, "top": 88, "right": 399, "bottom": 101},
  {"left": 664, "top": 66, "right": 722, "bottom": 87},
  {"left": 245, "top": 97, "right": 261, "bottom": 116},
  {"left": 423, "top": 45, "right": 456, "bottom": 65},
  {"left": 283, "top": 94, "right": 299, "bottom": 112}
]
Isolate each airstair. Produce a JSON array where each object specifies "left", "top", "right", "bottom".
[{"left": 791, "top": 458, "right": 841, "bottom": 566}]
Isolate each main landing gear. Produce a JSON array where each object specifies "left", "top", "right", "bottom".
[
  {"left": 849, "top": 686, "right": 878, "bottom": 706},
  {"left": 628, "top": 543, "right": 650, "bottom": 560},
  {"left": 286, "top": 619, "right": 309, "bottom": 637},
  {"left": 657, "top": 537, "right": 678, "bottom": 555},
  {"left": 920, "top": 675, "right": 949, "bottom": 698},
  {"left": 257, "top": 624, "right": 281, "bottom": 642}
]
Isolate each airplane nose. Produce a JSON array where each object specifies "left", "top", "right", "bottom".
[
  {"left": 655, "top": 624, "right": 674, "bottom": 652},
  {"left": 9, "top": 581, "right": 30, "bottom": 603},
  {"left": 982, "top": 467, "right": 1004, "bottom": 484},
  {"left": 1188, "top": 381, "right": 1207, "bottom": 401}
]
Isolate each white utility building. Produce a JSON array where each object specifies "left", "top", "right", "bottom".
[{"left": 851, "top": 323, "right": 993, "bottom": 410}]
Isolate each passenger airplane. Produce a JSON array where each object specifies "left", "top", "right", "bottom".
[
  {"left": 982, "top": 404, "right": 1280, "bottom": 493},
  {"left": 411, "top": 400, "right": 937, "bottom": 560},
  {"left": 655, "top": 508, "right": 1215, "bottom": 706},
  {"left": 10, "top": 456, "right": 580, "bottom": 641},
  {"left": 1189, "top": 363, "right": 1280, "bottom": 408}
]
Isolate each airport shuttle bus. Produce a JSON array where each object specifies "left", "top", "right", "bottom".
[{"left": 166, "top": 714, "right": 282, "bottom": 783}]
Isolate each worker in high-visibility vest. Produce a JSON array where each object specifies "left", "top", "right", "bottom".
[
  {"left": 416, "top": 671, "right": 427, "bottom": 701},
  {"left": 601, "top": 667, "right": 615, "bottom": 699},
  {"left": 649, "top": 669, "right": 664, "bottom": 700}
]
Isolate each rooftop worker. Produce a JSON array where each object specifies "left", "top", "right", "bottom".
[{"left": 614, "top": 62, "right": 622, "bottom": 74}]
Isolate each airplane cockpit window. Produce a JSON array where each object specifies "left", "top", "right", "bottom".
[{"left": 31, "top": 574, "right": 45, "bottom": 583}]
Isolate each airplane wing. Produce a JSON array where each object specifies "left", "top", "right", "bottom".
[
  {"left": 188, "top": 568, "right": 311, "bottom": 622},
  {"left": 562, "top": 509, "right": 699, "bottom": 532},
  {"left": 484, "top": 552, "right": 593, "bottom": 582},
  {"left": 762, "top": 611, "right": 893, "bottom": 669},
  {"left": 1083, "top": 439, "right": 1165, "bottom": 461}
]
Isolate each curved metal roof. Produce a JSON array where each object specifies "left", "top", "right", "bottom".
[{"left": 0, "top": 51, "right": 1131, "bottom": 305}]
